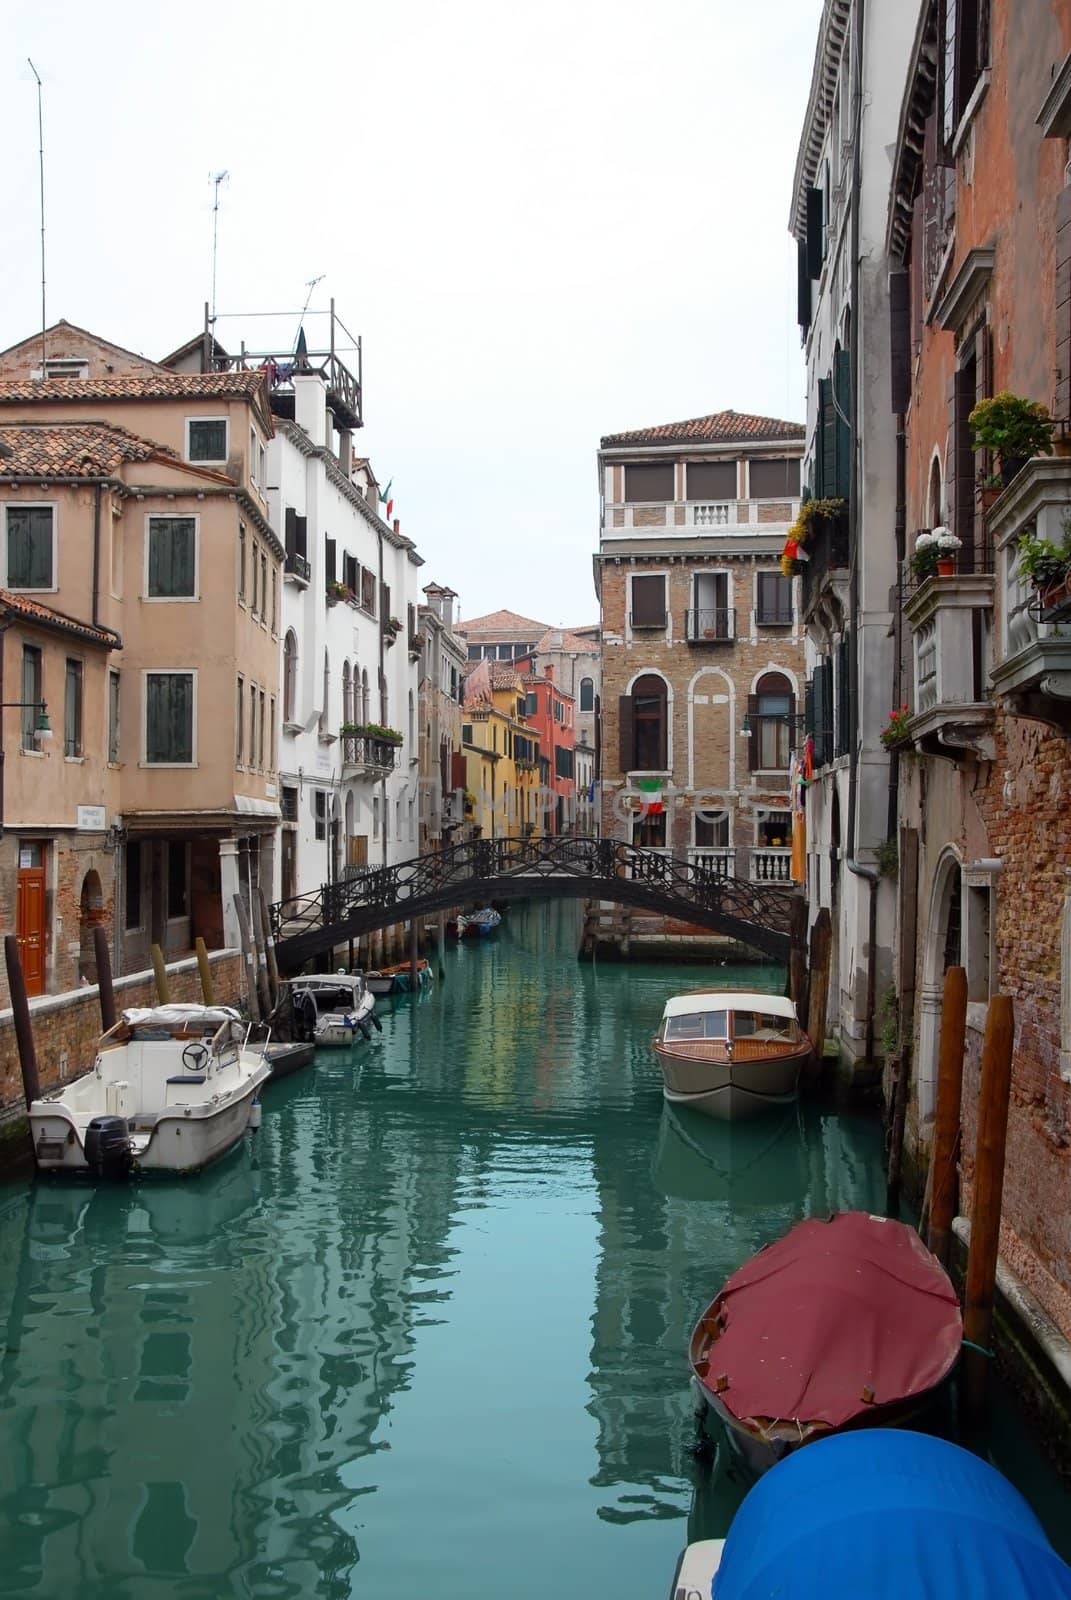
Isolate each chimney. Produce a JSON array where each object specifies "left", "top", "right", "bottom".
[
  {"left": 442, "top": 592, "right": 454, "bottom": 626},
  {"left": 293, "top": 372, "right": 328, "bottom": 447},
  {"left": 393, "top": 518, "right": 400, "bottom": 535},
  {"left": 544, "top": 664, "right": 553, "bottom": 680}
]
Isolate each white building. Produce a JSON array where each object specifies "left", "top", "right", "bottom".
[
  {"left": 789, "top": 0, "right": 922, "bottom": 1074},
  {"left": 271, "top": 369, "right": 424, "bottom": 901}
]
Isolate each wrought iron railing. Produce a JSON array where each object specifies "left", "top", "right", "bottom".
[
  {"left": 685, "top": 608, "right": 735, "bottom": 643},
  {"left": 341, "top": 735, "right": 399, "bottom": 772},
  {"left": 284, "top": 551, "right": 310, "bottom": 582}
]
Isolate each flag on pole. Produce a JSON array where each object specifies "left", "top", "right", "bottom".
[
  {"left": 636, "top": 777, "right": 664, "bottom": 815},
  {"left": 378, "top": 478, "right": 394, "bottom": 520}
]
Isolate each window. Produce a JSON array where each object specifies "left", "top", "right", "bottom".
[
  {"left": 283, "top": 631, "right": 298, "bottom": 724},
  {"left": 758, "top": 811, "right": 791, "bottom": 846},
  {"left": 525, "top": 691, "right": 538, "bottom": 716},
  {"left": 579, "top": 677, "right": 594, "bottom": 712},
  {"left": 690, "top": 572, "right": 731, "bottom": 640},
  {"left": 553, "top": 698, "right": 564, "bottom": 723},
  {"left": 463, "top": 722, "right": 474, "bottom": 744},
  {"left": 749, "top": 673, "right": 794, "bottom": 772},
  {"left": 319, "top": 650, "right": 330, "bottom": 736},
  {"left": 236, "top": 676, "right": 245, "bottom": 763},
  {"left": 64, "top": 658, "right": 83, "bottom": 757},
  {"left": 694, "top": 810, "right": 729, "bottom": 847},
  {"left": 146, "top": 517, "right": 196, "bottom": 599},
  {"left": 249, "top": 681, "right": 258, "bottom": 768},
  {"left": 361, "top": 568, "right": 377, "bottom": 614},
  {"left": 125, "top": 840, "right": 143, "bottom": 929},
  {"left": 408, "top": 689, "right": 415, "bottom": 748},
  {"left": 380, "top": 669, "right": 388, "bottom": 727},
  {"left": 108, "top": 670, "right": 120, "bottom": 763},
  {"left": 467, "top": 643, "right": 482, "bottom": 660},
  {"left": 271, "top": 567, "right": 278, "bottom": 634},
  {"left": 269, "top": 697, "right": 276, "bottom": 771},
  {"left": 20, "top": 645, "right": 42, "bottom": 751},
  {"left": 686, "top": 461, "right": 737, "bottom": 501},
  {"left": 342, "top": 661, "right": 352, "bottom": 726},
  {"left": 42, "top": 357, "right": 88, "bottom": 377},
  {"left": 630, "top": 573, "right": 667, "bottom": 629},
  {"left": 186, "top": 418, "right": 228, "bottom": 463},
  {"left": 624, "top": 462, "right": 675, "bottom": 503},
  {"left": 250, "top": 541, "right": 260, "bottom": 617},
  {"left": 249, "top": 427, "right": 258, "bottom": 483},
  {"left": 238, "top": 524, "right": 247, "bottom": 603},
  {"left": 167, "top": 842, "right": 188, "bottom": 919},
  {"left": 632, "top": 809, "right": 667, "bottom": 847},
  {"left": 5, "top": 505, "right": 54, "bottom": 589},
  {"left": 282, "top": 785, "right": 298, "bottom": 823},
  {"left": 260, "top": 553, "right": 268, "bottom": 621},
  {"left": 756, "top": 572, "right": 794, "bottom": 626},
  {"left": 620, "top": 673, "right": 668, "bottom": 772},
  {"left": 965, "top": 881, "right": 993, "bottom": 1002},
  {"left": 941, "top": 0, "right": 989, "bottom": 147},
  {"left": 372, "top": 793, "right": 381, "bottom": 839},
  {"left": 145, "top": 672, "right": 194, "bottom": 765},
  {"left": 314, "top": 790, "right": 327, "bottom": 841},
  {"left": 555, "top": 745, "right": 574, "bottom": 779},
  {"left": 749, "top": 458, "right": 801, "bottom": 499},
  {"left": 258, "top": 690, "right": 266, "bottom": 769}
]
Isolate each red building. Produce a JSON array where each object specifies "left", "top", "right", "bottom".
[{"left": 519, "top": 665, "right": 576, "bottom": 835}]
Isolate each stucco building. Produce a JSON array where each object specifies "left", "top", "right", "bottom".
[
  {"left": 461, "top": 659, "right": 543, "bottom": 839},
  {"left": 594, "top": 409, "right": 806, "bottom": 950},
  {"left": 417, "top": 584, "right": 467, "bottom": 853},
  {"left": 0, "top": 322, "right": 283, "bottom": 995}
]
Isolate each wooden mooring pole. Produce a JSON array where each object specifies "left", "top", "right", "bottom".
[
  {"left": 962, "top": 993, "right": 1015, "bottom": 1428},
  {"left": 787, "top": 896, "right": 808, "bottom": 1020},
  {"left": 256, "top": 889, "right": 281, "bottom": 1009},
  {"left": 409, "top": 918, "right": 419, "bottom": 990},
  {"left": 4, "top": 934, "right": 41, "bottom": 1106},
  {"left": 232, "top": 895, "right": 262, "bottom": 1023},
  {"left": 195, "top": 937, "right": 215, "bottom": 1005},
  {"left": 150, "top": 943, "right": 171, "bottom": 1004},
  {"left": 93, "top": 924, "right": 118, "bottom": 1032},
  {"left": 805, "top": 908, "right": 832, "bottom": 1080},
  {"left": 927, "top": 965, "right": 968, "bottom": 1267}
]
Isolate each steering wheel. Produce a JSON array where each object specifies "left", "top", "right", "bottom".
[{"left": 181, "top": 1040, "right": 210, "bottom": 1073}]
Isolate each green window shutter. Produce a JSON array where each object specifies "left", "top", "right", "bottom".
[
  {"left": 834, "top": 348, "right": 852, "bottom": 500},
  {"left": 817, "top": 377, "right": 834, "bottom": 499}
]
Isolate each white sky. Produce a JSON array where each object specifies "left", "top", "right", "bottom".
[{"left": 4, "top": 0, "right": 822, "bottom": 628}]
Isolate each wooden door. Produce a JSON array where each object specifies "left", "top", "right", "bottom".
[{"left": 16, "top": 867, "right": 46, "bottom": 996}]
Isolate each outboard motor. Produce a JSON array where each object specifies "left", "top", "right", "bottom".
[{"left": 84, "top": 1115, "right": 132, "bottom": 1181}]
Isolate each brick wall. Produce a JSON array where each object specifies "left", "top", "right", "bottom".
[{"left": 0, "top": 949, "right": 243, "bottom": 1148}]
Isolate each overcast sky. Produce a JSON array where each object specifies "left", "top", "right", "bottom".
[{"left": 4, "top": 0, "right": 822, "bottom": 627}]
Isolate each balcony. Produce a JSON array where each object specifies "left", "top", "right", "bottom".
[
  {"left": 988, "top": 458, "right": 1071, "bottom": 730},
  {"left": 750, "top": 847, "right": 793, "bottom": 883},
  {"left": 800, "top": 504, "right": 850, "bottom": 619},
  {"left": 284, "top": 551, "right": 310, "bottom": 585},
  {"left": 604, "top": 497, "right": 800, "bottom": 538},
  {"left": 904, "top": 571, "right": 995, "bottom": 760},
  {"left": 688, "top": 846, "right": 734, "bottom": 880},
  {"left": 685, "top": 607, "right": 735, "bottom": 644},
  {"left": 341, "top": 734, "right": 399, "bottom": 777}
]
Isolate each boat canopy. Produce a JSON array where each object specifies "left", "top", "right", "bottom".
[
  {"left": 288, "top": 975, "right": 363, "bottom": 994},
  {"left": 662, "top": 992, "right": 796, "bottom": 1020},
  {"left": 701, "top": 1212, "right": 961, "bottom": 1427},
  {"left": 712, "top": 1429, "right": 1071, "bottom": 1599},
  {"left": 121, "top": 1005, "right": 241, "bottom": 1029}
]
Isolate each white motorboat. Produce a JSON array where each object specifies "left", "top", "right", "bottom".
[
  {"left": 455, "top": 908, "right": 501, "bottom": 938},
  {"left": 287, "top": 972, "right": 378, "bottom": 1047},
  {"left": 652, "top": 990, "right": 811, "bottom": 1121},
  {"left": 667, "top": 1539, "right": 724, "bottom": 1597},
  {"left": 28, "top": 1004, "right": 271, "bottom": 1178}
]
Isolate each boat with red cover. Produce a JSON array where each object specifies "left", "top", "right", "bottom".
[{"left": 689, "top": 1211, "right": 962, "bottom": 1475}]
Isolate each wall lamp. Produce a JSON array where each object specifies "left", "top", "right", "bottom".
[{"left": 1, "top": 700, "right": 52, "bottom": 745}]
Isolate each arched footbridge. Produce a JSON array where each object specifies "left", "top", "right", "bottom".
[{"left": 270, "top": 835, "right": 799, "bottom": 973}]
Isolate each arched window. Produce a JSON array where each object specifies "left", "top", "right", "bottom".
[
  {"left": 379, "top": 668, "right": 388, "bottom": 729},
  {"left": 342, "top": 660, "right": 352, "bottom": 727},
  {"left": 283, "top": 630, "right": 298, "bottom": 724},
  {"left": 319, "top": 649, "right": 330, "bottom": 736},
  {"left": 579, "top": 676, "right": 594, "bottom": 712},
  {"left": 361, "top": 668, "right": 370, "bottom": 725},
  {"left": 749, "top": 672, "right": 794, "bottom": 772},
  {"left": 624, "top": 673, "right": 667, "bottom": 771},
  {"left": 408, "top": 688, "right": 415, "bottom": 748},
  {"left": 929, "top": 455, "right": 944, "bottom": 527}
]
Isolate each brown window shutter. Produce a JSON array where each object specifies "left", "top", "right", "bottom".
[
  {"left": 618, "top": 695, "right": 635, "bottom": 773},
  {"left": 806, "top": 185, "right": 824, "bottom": 281},
  {"left": 631, "top": 573, "right": 666, "bottom": 625},
  {"left": 889, "top": 269, "right": 911, "bottom": 414},
  {"left": 797, "top": 237, "right": 812, "bottom": 331},
  {"left": 325, "top": 538, "right": 336, "bottom": 584},
  {"left": 451, "top": 751, "right": 466, "bottom": 790},
  {"left": 747, "top": 693, "right": 760, "bottom": 772},
  {"left": 284, "top": 506, "right": 297, "bottom": 559}
]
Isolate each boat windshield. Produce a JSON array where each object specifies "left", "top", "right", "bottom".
[
  {"left": 733, "top": 1011, "right": 799, "bottom": 1042},
  {"left": 665, "top": 1011, "right": 729, "bottom": 1041}
]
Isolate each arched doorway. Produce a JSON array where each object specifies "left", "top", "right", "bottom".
[
  {"left": 917, "top": 851, "right": 963, "bottom": 1124},
  {"left": 78, "top": 868, "right": 106, "bottom": 984}
]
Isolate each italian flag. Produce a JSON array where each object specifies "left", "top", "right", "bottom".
[
  {"left": 636, "top": 777, "right": 664, "bottom": 814},
  {"left": 378, "top": 478, "right": 394, "bottom": 519}
]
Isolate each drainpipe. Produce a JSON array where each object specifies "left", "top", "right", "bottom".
[
  {"left": 91, "top": 482, "right": 103, "bottom": 628},
  {"left": 843, "top": 0, "right": 879, "bottom": 1064}
]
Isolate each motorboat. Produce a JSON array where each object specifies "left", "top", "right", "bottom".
[
  {"left": 263, "top": 1039, "right": 316, "bottom": 1081},
  {"left": 28, "top": 1004, "right": 271, "bottom": 1178},
  {"left": 652, "top": 990, "right": 810, "bottom": 1121},
  {"left": 287, "top": 972, "right": 379, "bottom": 1047},
  {"left": 364, "top": 958, "right": 433, "bottom": 996},
  {"left": 454, "top": 908, "right": 501, "bottom": 939},
  {"left": 689, "top": 1212, "right": 961, "bottom": 1476},
  {"left": 668, "top": 1429, "right": 1071, "bottom": 1598}
]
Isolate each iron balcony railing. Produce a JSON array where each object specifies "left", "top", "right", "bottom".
[
  {"left": 284, "top": 551, "right": 310, "bottom": 582},
  {"left": 685, "top": 607, "right": 735, "bottom": 643},
  {"left": 341, "top": 735, "right": 399, "bottom": 773}
]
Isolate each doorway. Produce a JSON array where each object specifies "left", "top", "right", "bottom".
[{"left": 16, "top": 841, "right": 47, "bottom": 996}]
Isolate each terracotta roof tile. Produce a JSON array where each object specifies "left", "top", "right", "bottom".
[
  {"left": 455, "top": 608, "right": 549, "bottom": 636},
  {"left": 0, "top": 370, "right": 268, "bottom": 407},
  {"left": 0, "top": 588, "right": 121, "bottom": 648},
  {"left": 531, "top": 627, "right": 601, "bottom": 655},
  {"left": 600, "top": 409, "right": 805, "bottom": 448},
  {"left": 0, "top": 421, "right": 179, "bottom": 478}
]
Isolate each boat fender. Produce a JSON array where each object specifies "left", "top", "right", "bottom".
[
  {"left": 249, "top": 1101, "right": 263, "bottom": 1132},
  {"left": 370, "top": 1011, "right": 383, "bottom": 1032},
  {"left": 84, "top": 1115, "right": 132, "bottom": 1181},
  {"left": 358, "top": 1016, "right": 373, "bottom": 1041}
]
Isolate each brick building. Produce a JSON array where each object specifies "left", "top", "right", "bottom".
[
  {"left": 882, "top": 0, "right": 1071, "bottom": 1343},
  {"left": 595, "top": 410, "right": 806, "bottom": 949}
]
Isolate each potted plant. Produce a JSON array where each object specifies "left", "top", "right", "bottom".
[
  {"left": 326, "top": 579, "right": 347, "bottom": 606},
  {"left": 1016, "top": 528, "right": 1071, "bottom": 613},
  {"left": 968, "top": 392, "right": 1055, "bottom": 487},
  {"left": 879, "top": 705, "right": 912, "bottom": 751},
  {"left": 910, "top": 527, "right": 961, "bottom": 580}
]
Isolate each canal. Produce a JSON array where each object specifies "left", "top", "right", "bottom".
[{"left": 1, "top": 901, "right": 1068, "bottom": 1598}]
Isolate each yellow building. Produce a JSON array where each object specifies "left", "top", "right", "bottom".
[{"left": 461, "top": 660, "right": 543, "bottom": 839}]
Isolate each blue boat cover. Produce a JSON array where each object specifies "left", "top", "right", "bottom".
[{"left": 712, "top": 1430, "right": 1071, "bottom": 1600}]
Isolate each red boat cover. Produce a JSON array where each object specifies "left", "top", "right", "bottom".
[{"left": 699, "top": 1212, "right": 961, "bottom": 1429}]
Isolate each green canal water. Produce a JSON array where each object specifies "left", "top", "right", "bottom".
[{"left": 1, "top": 901, "right": 1069, "bottom": 1598}]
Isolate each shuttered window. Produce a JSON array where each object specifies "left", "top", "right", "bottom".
[
  {"left": 750, "top": 458, "right": 801, "bottom": 499},
  {"left": 145, "top": 672, "right": 194, "bottom": 765},
  {"left": 147, "top": 517, "right": 196, "bottom": 598},
  {"left": 806, "top": 185, "right": 825, "bottom": 280},
  {"left": 797, "top": 237, "right": 812, "bottom": 331},
  {"left": 686, "top": 461, "right": 737, "bottom": 500},
  {"left": 756, "top": 572, "right": 793, "bottom": 626},
  {"left": 624, "top": 462, "right": 675, "bottom": 503},
  {"left": 64, "top": 658, "right": 83, "bottom": 758},
  {"left": 325, "top": 537, "right": 337, "bottom": 585},
  {"left": 630, "top": 573, "right": 667, "bottom": 628},
  {"left": 836, "top": 637, "right": 852, "bottom": 758},
  {"left": 750, "top": 672, "right": 794, "bottom": 772},
  {"left": 5, "top": 505, "right": 54, "bottom": 588},
  {"left": 620, "top": 675, "right": 667, "bottom": 772},
  {"left": 889, "top": 270, "right": 912, "bottom": 414}
]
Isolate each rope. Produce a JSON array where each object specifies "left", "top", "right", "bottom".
[{"left": 961, "top": 1339, "right": 995, "bottom": 1360}]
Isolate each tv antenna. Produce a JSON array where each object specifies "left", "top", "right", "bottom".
[
  {"left": 209, "top": 170, "right": 229, "bottom": 327},
  {"left": 296, "top": 275, "right": 324, "bottom": 349},
  {"left": 27, "top": 60, "right": 46, "bottom": 378}
]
